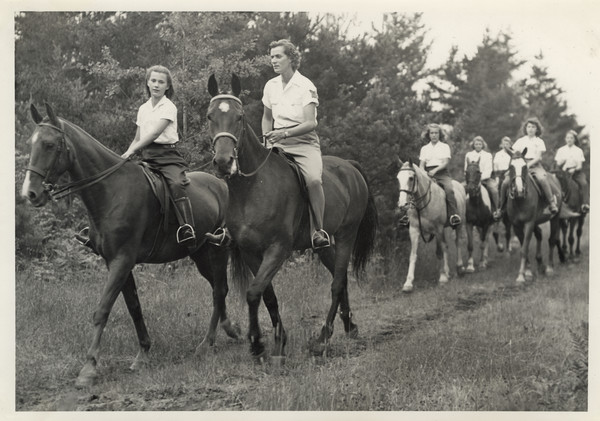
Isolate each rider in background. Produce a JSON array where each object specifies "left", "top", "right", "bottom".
[
  {"left": 122, "top": 65, "right": 195, "bottom": 247},
  {"left": 496, "top": 117, "right": 558, "bottom": 218},
  {"left": 492, "top": 136, "right": 512, "bottom": 220},
  {"left": 261, "top": 39, "right": 330, "bottom": 249},
  {"left": 464, "top": 135, "right": 498, "bottom": 214},
  {"left": 419, "top": 123, "right": 461, "bottom": 227},
  {"left": 555, "top": 129, "right": 589, "bottom": 213}
]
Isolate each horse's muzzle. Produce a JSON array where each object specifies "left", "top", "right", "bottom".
[
  {"left": 21, "top": 172, "right": 50, "bottom": 207},
  {"left": 212, "top": 155, "right": 236, "bottom": 179}
]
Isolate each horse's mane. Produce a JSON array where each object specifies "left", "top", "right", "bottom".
[{"left": 60, "top": 118, "right": 124, "bottom": 159}]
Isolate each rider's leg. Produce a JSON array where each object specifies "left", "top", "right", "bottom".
[
  {"left": 434, "top": 169, "right": 461, "bottom": 226},
  {"left": 163, "top": 164, "right": 196, "bottom": 246},
  {"left": 531, "top": 165, "right": 558, "bottom": 214},
  {"left": 573, "top": 171, "right": 590, "bottom": 212},
  {"left": 482, "top": 177, "right": 499, "bottom": 212},
  {"left": 494, "top": 174, "right": 509, "bottom": 220}
]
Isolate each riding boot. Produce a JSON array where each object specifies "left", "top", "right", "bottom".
[
  {"left": 307, "top": 180, "right": 330, "bottom": 249},
  {"left": 174, "top": 197, "right": 196, "bottom": 247},
  {"left": 538, "top": 177, "right": 558, "bottom": 214},
  {"left": 494, "top": 179, "right": 509, "bottom": 221}
]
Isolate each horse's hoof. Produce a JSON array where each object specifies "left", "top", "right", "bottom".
[
  {"left": 439, "top": 274, "right": 449, "bottom": 284},
  {"left": 194, "top": 341, "right": 214, "bottom": 358},
  {"left": 75, "top": 373, "right": 97, "bottom": 389},
  {"left": 524, "top": 270, "right": 534, "bottom": 282},
  {"left": 129, "top": 358, "right": 148, "bottom": 372},
  {"left": 346, "top": 324, "right": 359, "bottom": 339},
  {"left": 221, "top": 319, "right": 242, "bottom": 339},
  {"left": 516, "top": 274, "right": 526, "bottom": 283},
  {"left": 270, "top": 355, "right": 286, "bottom": 368},
  {"left": 308, "top": 339, "right": 327, "bottom": 357},
  {"left": 546, "top": 266, "right": 554, "bottom": 276},
  {"left": 466, "top": 265, "right": 475, "bottom": 273},
  {"left": 402, "top": 284, "right": 414, "bottom": 293},
  {"left": 497, "top": 244, "right": 505, "bottom": 253},
  {"left": 479, "top": 263, "right": 487, "bottom": 270},
  {"left": 251, "top": 349, "right": 269, "bottom": 365}
]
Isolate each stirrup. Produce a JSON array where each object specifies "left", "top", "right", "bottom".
[
  {"left": 581, "top": 204, "right": 590, "bottom": 213},
  {"left": 177, "top": 224, "right": 196, "bottom": 244},
  {"left": 399, "top": 215, "right": 410, "bottom": 226},
  {"left": 493, "top": 209, "right": 503, "bottom": 221},
  {"left": 311, "top": 229, "right": 331, "bottom": 250},
  {"left": 449, "top": 214, "right": 461, "bottom": 226},
  {"left": 75, "top": 226, "right": 91, "bottom": 247},
  {"left": 205, "top": 227, "right": 231, "bottom": 247}
]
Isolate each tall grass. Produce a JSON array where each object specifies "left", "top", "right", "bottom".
[{"left": 16, "top": 222, "right": 588, "bottom": 410}]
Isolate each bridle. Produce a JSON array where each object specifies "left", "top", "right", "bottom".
[
  {"left": 465, "top": 164, "right": 482, "bottom": 198},
  {"left": 26, "top": 121, "right": 128, "bottom": 200},
  {"left": 209, "top": 94, "right": 272, "bottom": 178},
  {"left": 399, "top": 166, "right": 434, "bottom": 242},
  {"left": 508, "top": 158, "right": 528, "bottom": 199}
]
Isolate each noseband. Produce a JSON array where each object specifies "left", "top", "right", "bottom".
[
  {"left": 26, "top": 122, "right": 67, "bottom": 193},
  {"left": 209, "top": 94, "right": 272, "bottom": 178}
]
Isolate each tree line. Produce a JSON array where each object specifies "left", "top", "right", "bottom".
[{"left": 15, "top": 12, "right": 587, "bottom": 261}]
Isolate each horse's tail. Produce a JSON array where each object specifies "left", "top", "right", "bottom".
[
  {"left": 228, "top": 243, "right": 251, "bottom": 298},
  {"left": 349, "top": 160, "right": 378, "bottom": 277}
]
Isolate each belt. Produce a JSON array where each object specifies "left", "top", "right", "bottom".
[
  {"left": 273, "top": 124, "right": 299, "bottom": 130},
  {"left": 146, "top": 143, "right": 177, "bottom": 149}
]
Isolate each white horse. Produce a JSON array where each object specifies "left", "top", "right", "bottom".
[{"left": 397, "top": 159, "right": 466, "bottom": 292}]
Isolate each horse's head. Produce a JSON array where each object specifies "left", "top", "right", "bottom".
[
  {"left": 508, "top": 147, "right": 528, "bottom": 198},
  {"left": 465, "top": 158, "right": 482, "bottom": 197},
  {"left": 21, "top": 103, "right": 72, "bottom": 207},
  {"left": 396, "top": 158, "right": 417, "bottom": 209},
  {"left": 207, "top": 73, "right": 244, "bottom": 178}
]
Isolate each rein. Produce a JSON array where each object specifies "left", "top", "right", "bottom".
[
  {"left": 210, "top": 94, "right": 273, "bottom": 178},
  {"left": 27, "top": 122, "right": 129, "bottom": 200},
  {"left": 399, "top": 167, "right": 434, "bottom": 243}
]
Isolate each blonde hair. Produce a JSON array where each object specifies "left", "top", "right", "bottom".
[
  {"left": 145, "top": 65, "right": 174, "bottom": 99},
  {"left": 469, "top": 136, "right": 488, "bottom": 150}
]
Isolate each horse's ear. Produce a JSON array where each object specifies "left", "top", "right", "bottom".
[
  {"left": 506, "top": 148, "right": 514, "bottom": 158},
  {"left": 521, "top": 147, "right": 528, "bottom": 157},
  {"left": 30, "top": 103, "right": 43, "bottom": 124},
  {"left": 44, "top": 102, "right": 59, "bottom": 127},
  {"left": 476, "top": 156, "right": 480, "bottom": 164},
  {"left": 231, "top": 73, "right": 241, "bottom": 97},
  {"left": 208, "top": 74, "right": 219, "bottom": 97},
  {"left": 408, "top": 157, "right": 414, "bottom": 167}
]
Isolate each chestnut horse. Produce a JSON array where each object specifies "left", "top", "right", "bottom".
[
  {"left": 207, "top": 74, "right": 377, "bottom": 361},
  {"left": 21, "top": 103, "right": 240, "bottom": 387}
]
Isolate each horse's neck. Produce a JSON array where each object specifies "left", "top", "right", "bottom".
[{"left": 237, "top": 123, "right": 271, "bottom": 176}]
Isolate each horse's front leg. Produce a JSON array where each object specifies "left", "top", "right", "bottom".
[
  {"left": 479, "top": 224, "right": 490, "bottom": 269},
  {"left": 516, "top": 223, "right": 534, "bottom": 283},
  {"left": 534, "top": 225, "right": 545, "bottom": 275},
  {"left": 121, "top": 272, "right": 151, "bottom": 371},
  {"left": 76, "top": 256, "right": 135, "bottom": 387},
  {"left": 455, "top": 224, "right": 465, "bottom": 274},
  {"left": 575, "top": 217, "right": 584, "bottom": 260},
  {"left": 245, "top": 245, "right": 288, "bottom": 362},
  {"left": 569, "top": 219, "right": 576, "bottom": 259},
  {"left": 466, "top": 222, "right": 475, "bottom": 273},
  {"left": 439, "top": 227, "right": 450, "bottom": 284},
  {"left": 402, "top": 224, "right": 420, "bottom": 292}
]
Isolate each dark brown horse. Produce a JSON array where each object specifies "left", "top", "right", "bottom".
[
  {"left": 21, "top": 103, "right": 241, "bottom": 387},
  {"left": 207, "top": 74, "right": 377, "bottom": 361},
  {"left": 464, "top": 158, "right": 494, "bottom": 272},
  {"left": 492, "top": 170, "right": 513, "bottom": 254},
  {"left": 505, "top": 148, "right": 565, "bottom": 282},
  {"left": 554, "top": 169, "right": 587, "bottom": 262}
]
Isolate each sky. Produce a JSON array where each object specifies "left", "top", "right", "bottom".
[{"left": 350, "top": 6, "right": 600, "bottom": 140}]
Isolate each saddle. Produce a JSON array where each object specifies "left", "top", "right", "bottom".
[{"left": 271, "top": 147, "right": 308, "bottom": 197}]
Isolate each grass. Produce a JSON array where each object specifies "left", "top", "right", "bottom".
[{"left": 15, "top": 222, "right": 588, "bottom": 411}]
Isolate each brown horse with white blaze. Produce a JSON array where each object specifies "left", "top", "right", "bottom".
[{"left": 21, "top": 103, "right": 241, "bottom": 387}]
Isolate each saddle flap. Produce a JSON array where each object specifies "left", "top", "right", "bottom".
[{"left": 271, "top": 147, "right": 308, "bottom": 196}]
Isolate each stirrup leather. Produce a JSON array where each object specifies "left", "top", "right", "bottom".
[{"left": 311, "top": 229, "right": 331, "bottom": 250}]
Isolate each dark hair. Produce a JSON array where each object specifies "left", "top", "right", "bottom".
[
  {"left": 145, "top": 65, "right": 174, "bottom": 99},
  {"left": 522, "top": 117, "right": 543, "bottom": 137},
  {"left": 422, "top": 123, "right": 446, "bottom": 143},
  {"left": 469, "top": 135, "right": 488, "bottom": 150},
  {"left": 269, "top": 39, "right": 301, "bottom": 71}
]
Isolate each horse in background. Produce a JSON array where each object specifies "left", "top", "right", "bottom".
[
  {"left": 21, "top": 103, "right": 241, "bottom": 387},
  {"left": 396, "top": 159, "right": 466, "bottom": 293},
  {"left": 464, "top": 158, "right": 495, "bottom": 272},
  {"left": 505, "top": 148, "right": 565, "bottom": 283},
  {"left": 492, "top": 170, "right": 513, "bottom": 254},
  {"left": 554, "top": 168, "right": 587, "bottom": 262}
]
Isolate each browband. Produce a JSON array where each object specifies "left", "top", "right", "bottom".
[{"left": 210, "top": 94, "right": 243, "bottom": 105}]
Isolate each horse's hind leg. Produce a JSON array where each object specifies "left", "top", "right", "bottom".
[
  {"left": 534, "top": 225, "right": 545, "bottom": 276},
  {"left": 479, "top": 225, "right": 490, "bottom": 269},
  {"left": 121, "top": 272, "right": 151, "bottom": 371},
  {"left": 569, "top": 219, "right": 576, "bottom": 259},
  {"left": 319, "top": 247, "right": 357, "bottom": 338},
  {"left": 262, "top": 282, "right": 287, "bottom": 362},
  {"left": 191, "top": 245, "right": 240, "bottom": 356},
  {"left": 575, "top": 217, "right": 584, "bottom": 260}
]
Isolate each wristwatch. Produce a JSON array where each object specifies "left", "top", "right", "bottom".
[{"left": 284, "top": 131, "right": 289, "bottom": 139}]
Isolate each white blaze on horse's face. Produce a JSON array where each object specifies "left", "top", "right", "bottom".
[
  {"left": 218, "top": 102, "right": 230, "bottom": 113},
  {"left": 511, "top": 158, "right": 527, "bottom": 195},
  {"left": 397, "top": 169, "right": 413, "bottom": 208}
]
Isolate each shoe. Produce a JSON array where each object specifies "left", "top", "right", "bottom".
[
  {"left": 74, "top": 226, "right": 98, "bottom": 254},
  {"left": 581, "top": 204, "right": 590, "bottom": 213},
  {"left": 205, "top": 227, "right": 231, "bottom": 246},
  {"left": 177, "top": 224, "right": 196, "bottom": 246},
  {"left": 549, "top": 203, "right": 558, "bottom": 215},
  {"left": 493, "top": 209, "right": 503, "bottom": 221},
  {"left": 449, "top": 214, "right": 462, "bottom": 226},
  {"left": 312, "top": 230, "right": 331, "bottom": 249},
  {"left": 559, "top": 205, "right": 580, "bottom": 219}
]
